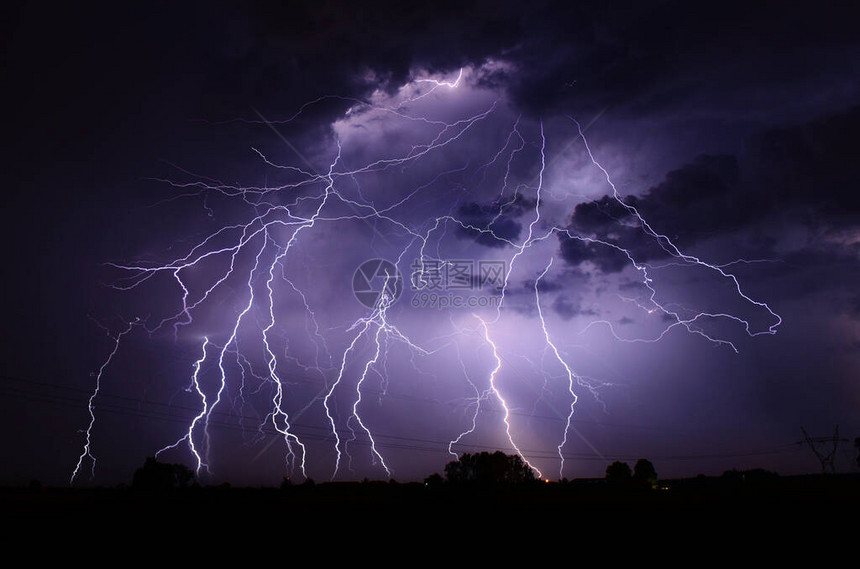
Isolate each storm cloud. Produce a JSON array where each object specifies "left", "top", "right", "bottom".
[{"left": 3, "top": 1, "right": 859, "bottom": 486}]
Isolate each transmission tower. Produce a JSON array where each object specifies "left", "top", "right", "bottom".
[{"left": 798, "top": 426, "right": 848, "bottom": 474}]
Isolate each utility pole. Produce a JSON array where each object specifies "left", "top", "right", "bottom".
[{"left": 797, "top": 426, "right": 848, "bottom": 474}]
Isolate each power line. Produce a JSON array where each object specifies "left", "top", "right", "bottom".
[
  {"left": 0, "top": 372, "right": 692, "bottom": 434},
  {"left": 797, "top": 426, "right": 848, "bottom": 474},
  {"left": 1, "top": 374, "right": 801, "bottom": 465}
]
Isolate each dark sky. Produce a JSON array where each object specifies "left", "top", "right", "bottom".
[{"left": 2, "top": 0, "right": 859, "bottom": 486}]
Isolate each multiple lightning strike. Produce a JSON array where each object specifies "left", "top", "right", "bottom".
[{"left": 71, "top": 67, "right": 781, "bottom": 485}]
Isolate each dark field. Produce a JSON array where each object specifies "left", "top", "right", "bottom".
[{"left": 6, "top": 474, "right": 857, "bottom": 520}]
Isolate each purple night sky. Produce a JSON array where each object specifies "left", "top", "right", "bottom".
[{"left": 3, "top": 1, "right": 859, "bottom": 487}]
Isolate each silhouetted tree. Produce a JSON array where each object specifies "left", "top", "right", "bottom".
[
  {"left": 721, "top": 469, "right": 743, "bottom": 486},
  {"left": 605, "top": 461, "right": 632, "bottom": 484},
  {"left": 444, "top": 451, "right": 536, "bottom": 485},
  {"left": 424, "top": 473, "right": 444, "bottom": 488},
  {"left": 633, "top": 459, "right": 658, "bottom": 489},
  {"left": 855, "top": 437, "right": 860, "bottom": 468},
  {"left": 132, "top": 457, "right": 194, "bottom": 490}
]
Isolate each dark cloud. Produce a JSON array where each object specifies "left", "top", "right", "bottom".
[
  {"left": 567, "top": 193, "right": 637, "bottom": 234},
  {"left": 643, "top": 106, "right": 860, "bottom": 235},
  {"left": 505, "top": 1, "right": 860, "bottom": 120},
  {"left": 200, "top": 0, "right": 528, "bottom": 121},
  {"left": 558, "top": 233, "right": 633, "bottom": 273},
  {"left": 5, "top": 0, "right": 860, "bottom": 486},
  {"left": 552, "top": 295, "right": 597, "bottom": 321},
  {"left": 558, "top": 106, "right": 860, "bottom": 273},
  {"left": 118, "top": 0, "right": 859, "bottom": 131},
  {"left": 557, "top": 193, "right": 669, "bottom": 272},
  {"left": 744, "top": 106, "right": 860, "bottom": 220},
  {"left": 455, "top": 194, "right": 537, "bottom": 247}
]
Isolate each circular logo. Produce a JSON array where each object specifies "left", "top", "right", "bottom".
[{"left": 352, "top": 259, "right": 403, "bottom": 309}]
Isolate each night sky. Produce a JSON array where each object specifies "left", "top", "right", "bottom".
[{"left": 3, "top": 0, "right": 859, "bottom": 487}]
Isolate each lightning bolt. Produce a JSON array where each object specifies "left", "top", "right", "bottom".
[
  {"left": 156, "top": 336, "right": 211, "bottom": 473},
  {"left": 473, "top": 314, "right": 543, "bottom": 479},
  {"left": 71, "top": 319, "right": 137, "bottom": 484},
  {"left": 533, "top": 258, "right": 579, "bottom": 479},
  {"left": 71, "top": 65, "right": 781, "bottom": 484},
  {"left": 565, "top": 116, "right": 783, "bottom": 349}
]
